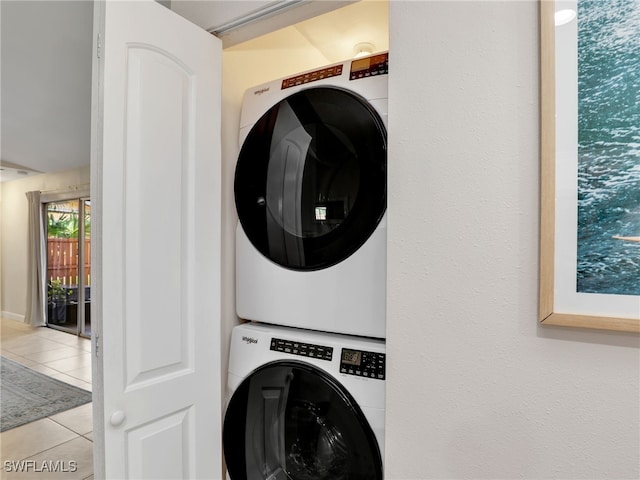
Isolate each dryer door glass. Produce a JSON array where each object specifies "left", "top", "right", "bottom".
[
  {"left": 223, "top": 361, "right": 383, "bottom": 480},
  {"left": 235, "top": 87, "right": 386, "bottom": 270}
]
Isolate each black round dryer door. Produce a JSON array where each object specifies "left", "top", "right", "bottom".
[
  {"left": 234, "top": 87, "right": 387, "bottom": 271},
  {"left": 223, "top": 361, "right": 383, "bottom": 480}
]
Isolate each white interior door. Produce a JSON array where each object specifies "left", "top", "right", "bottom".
[{"left": 91, "top": 1, "right": 222, "bottom": 478}]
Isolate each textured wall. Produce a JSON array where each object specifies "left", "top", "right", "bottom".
[{"left": 385, "top": 1, "right": 639, "bottom": 479}]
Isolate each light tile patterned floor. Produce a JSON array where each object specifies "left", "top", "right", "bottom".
[{"left": 0, "top": 317, "right": 93, "bottom": 479}]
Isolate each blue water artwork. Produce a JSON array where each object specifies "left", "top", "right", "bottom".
[{"left": 577, "top": 0, "right": 640, "bottom": 296}]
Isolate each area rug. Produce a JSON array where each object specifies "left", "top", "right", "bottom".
[{"left": 1, "top": 356, "right": 92, "bottom": 432}]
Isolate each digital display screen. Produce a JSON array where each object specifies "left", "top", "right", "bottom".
[
  {"left": 341, "top": 349, "right": 362, "bottom": 366},
  {"left": 351, "top": 57, "right": 372, "bottom": 73},
  {"left": 315, "top": 206, "right": 327, "bottom": 221}
]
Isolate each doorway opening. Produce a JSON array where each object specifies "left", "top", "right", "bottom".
[{"left": 45, "top": 198, "right": 92, "bottom": 338}]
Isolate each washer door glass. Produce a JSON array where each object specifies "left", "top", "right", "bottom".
[
  {"left": 235, "top": 87, "right": 387, "bottom": 270},
  {"left": 223, "top": 361, "right": 383, "bottom": 480}
]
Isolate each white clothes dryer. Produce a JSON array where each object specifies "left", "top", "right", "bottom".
[
  {"left": 235, "top": 53, "right": 388, "bottom": 339},
  {"left": 223, "top": 322, "right": 385, "bottom": 480}
]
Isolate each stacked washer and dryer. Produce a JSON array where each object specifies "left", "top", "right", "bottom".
[{"left": 224, "top": 52, "right": 389, "bottom": 480}]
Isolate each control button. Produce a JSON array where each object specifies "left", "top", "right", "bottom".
[{"left": 270, "top": 338, "right": 332, "bottom": 361}]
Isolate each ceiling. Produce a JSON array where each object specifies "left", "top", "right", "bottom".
[
  {"left": 290, "top": 0, "right": 388, "bottom": 64},
  {"left": 1, "top": 1, "right": 94, "bottom": 182},
  {"left": 0, "top": 0, "right": 387, "bottom": 183},
  {"left": 222, "top": 0, "right": 388, "bottom": 63}
]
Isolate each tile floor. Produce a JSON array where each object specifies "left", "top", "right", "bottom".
[{"left": 1, "top": 317, "right": 93, "bottom": 479}]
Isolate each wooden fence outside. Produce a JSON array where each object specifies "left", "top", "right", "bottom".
[{"left": 47, "top": 238, "right": 91, "bottom": 286}]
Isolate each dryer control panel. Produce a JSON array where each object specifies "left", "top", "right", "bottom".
[
  {"left": 340, "top": 349, "right": 386, "bottom": 380},
  {"left": 270, "top": 337, "right": 333, "bottom": 361},
  {"left": 349, "top": 52, "right": 389, "bottom": 80}
]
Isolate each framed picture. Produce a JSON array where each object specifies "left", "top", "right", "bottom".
[{"left": 539, "top": 0, "right": 640, "bottom": 333}]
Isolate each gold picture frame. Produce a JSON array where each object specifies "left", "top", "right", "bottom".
[{"left": 539, "top": 0, "right": 640, "bottom": 333}]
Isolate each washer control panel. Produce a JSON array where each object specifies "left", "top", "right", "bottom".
[
  {"left": 340, "top": 349, "right": 386, "bottom": 380},
  {"left": 270, "top": 337, "right": 333, "bottom": 361}
]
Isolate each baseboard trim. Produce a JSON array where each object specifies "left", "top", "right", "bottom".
[{"left": 1, "top": 311, "right": 26, "bottom": 323}]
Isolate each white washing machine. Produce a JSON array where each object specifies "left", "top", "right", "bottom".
[
  {"left": 235, "top": 52, "right": 388, "bottom": 339},
  {"left": 223, "top": 322, "right": 385, "bottom": 480}
]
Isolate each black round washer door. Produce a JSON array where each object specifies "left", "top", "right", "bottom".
[
  {"left": 223, "top": 361, "right": 383, "bottom": 480},
  {"left": 235, "top": 86, "right": 387, "bottom": 271}
]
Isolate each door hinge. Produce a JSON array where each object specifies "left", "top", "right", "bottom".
[
  {"left": 97, "top": 33, "right": 102, "bottom": 59},
  {"left": 94, "top": 333, "right": 100, "bottom": 358}
]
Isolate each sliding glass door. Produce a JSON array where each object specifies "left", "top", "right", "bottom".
[{"left": 46, "top": 198, "right": 91, "bottom": 337}]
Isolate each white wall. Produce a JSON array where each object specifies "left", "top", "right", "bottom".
[
  {"left": 0, "top": 166, "right": 90, "bottom": 320},
  {"left": 385, "top": 2, "right": 639, "bottom": 479}
]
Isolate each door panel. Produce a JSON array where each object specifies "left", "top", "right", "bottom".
[
  {"left": 95, "top": 1, "right": 222, "bottom": 478},
  {"left": 123, "top": 44, "right": 194, "bottom": 387},
  {"left": 127, "top": 408, "right": 193, "bottom": 479}
]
